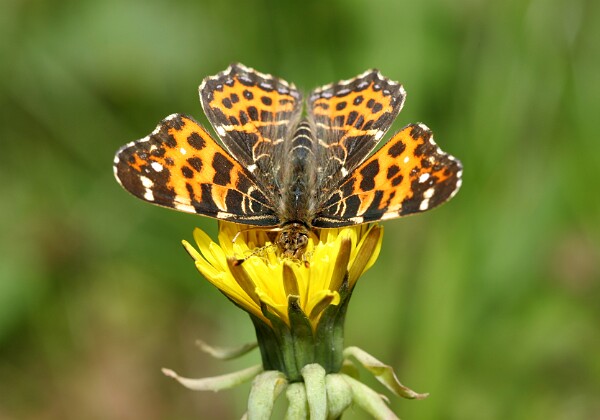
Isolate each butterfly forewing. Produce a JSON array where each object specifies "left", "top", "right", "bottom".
[
  {"left": 313, "top": 124, "right": 462, "bottom": 227},
  {"left": 114, "top": 114, "right": 279, "bottom": 226},
  {"left": 199, "top": 63, "right": 303, "bottom": 188},
  {"left": 307, "top": 70, "right": 406, "bottom": 194}
]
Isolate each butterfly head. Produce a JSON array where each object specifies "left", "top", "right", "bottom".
[{"left": 276, "top": 222, "right": 311, "bottom": 260}]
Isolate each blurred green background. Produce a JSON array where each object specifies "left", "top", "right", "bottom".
[{"left": 1, "top": 0, "right": 599, "bottom": 418}]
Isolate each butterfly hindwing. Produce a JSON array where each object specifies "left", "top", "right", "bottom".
[
  {"left": 113, "top": 114, "right": 279, "bottom": 226},
  {"left": 200, "top": 63, "right": 303, "bottom": 186},
  {"left": 313, "top": 124, "right": 462, "bottom": 227}
]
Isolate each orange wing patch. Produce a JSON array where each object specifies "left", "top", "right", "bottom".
[
  {"left": 313, "top": 124, "right": 462, "bottom": 227},
  {"left": 114, "top": 114, "right": 279, "bottom": 226}
]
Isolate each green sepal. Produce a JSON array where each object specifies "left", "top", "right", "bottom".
[
  {"left": 288, "top": 295, "right": 316, "bottom": 378},
  {"left": 249, "top": 311, "right": 285, "bottom": 376},
  {"left": 314, "top": 276, "right": 353, "bottom": 374}
]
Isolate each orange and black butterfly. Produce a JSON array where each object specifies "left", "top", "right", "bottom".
[{"left": 114, "top": 64, "right": 462, "bottom": 257}]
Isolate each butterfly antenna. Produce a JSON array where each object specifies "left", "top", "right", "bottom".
[{"left": 232, "top": 226, "right": 281, "bottom": 266}]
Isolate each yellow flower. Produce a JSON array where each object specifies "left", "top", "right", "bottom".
[
  {"left": 168, "top": 221, "right": 428, "bottom": 418},
  {"left": 183, "top": 221, "right": 383, "bottom": 330}
]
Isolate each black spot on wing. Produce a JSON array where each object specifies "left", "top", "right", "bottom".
[
  {"left": 225, "top": 189, "right": 244, "bottom": 211},
  {"left": 212, "top": 153, "right": 234, "bottom": 186},
  {"left": 388, "top": 141, "right": 406, "bottom": 158},
  {"left": 247, "top": 106, "right": 259, "bottom": 121},
  {"left": 197, "top": 183, "right": 219, "bottom": 214},
  {"left": 346, "top": 111, "right": 358, "bottom": 126},
  {"left": 353, "top": 115, "right": 365, "bottom": 129},
  {"left": 222, "top": 98, "right": 233, "bottom": 109},
  {"left": 387, "top": 165, "right": 400, "bottom": 179},
  {"left": 391, "top": 174, "right": 403, "bottom": 186},
  {"left": 342, "top": 195, "right": 361, "bottom": 218},
  {"left": 181, "top": 166, "right": 194, "bottom": 179},
  {"left": 336, "top": 101, "right": 347, "bottom": 111},
  {"left": 359, "top": 160, "right": 379, "bottom": 191},
  {"left": 187, "top": 133, "right": 206, "bottom": 150},
  {"left": 187, "top": 157, "right": 203, "bottom": 171}
]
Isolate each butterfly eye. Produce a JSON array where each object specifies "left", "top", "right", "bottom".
[{"left": 296, "top": 233, "right": 308, "bottom": 249}]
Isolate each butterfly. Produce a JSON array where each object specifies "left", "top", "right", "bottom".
[{"left": 114, "top": 63, "right": 462, "bottom": 258}]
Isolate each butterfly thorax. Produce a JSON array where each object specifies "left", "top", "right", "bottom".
[{"left": 276, "top": 119, "right": 318, "bottom": 225}]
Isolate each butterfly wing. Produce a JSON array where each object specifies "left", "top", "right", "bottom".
[
  {"left": 307, "top": 69, "right": 406, "bottom": 197},
  {"left": 113, "top": 114, "right": 279, "bottom": 226},
  {"left": 200, "top": 63, "right": 303, "bottom": 188},
  {"left": 313, "top": 124, "right": 462, "bottom": 227}
]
